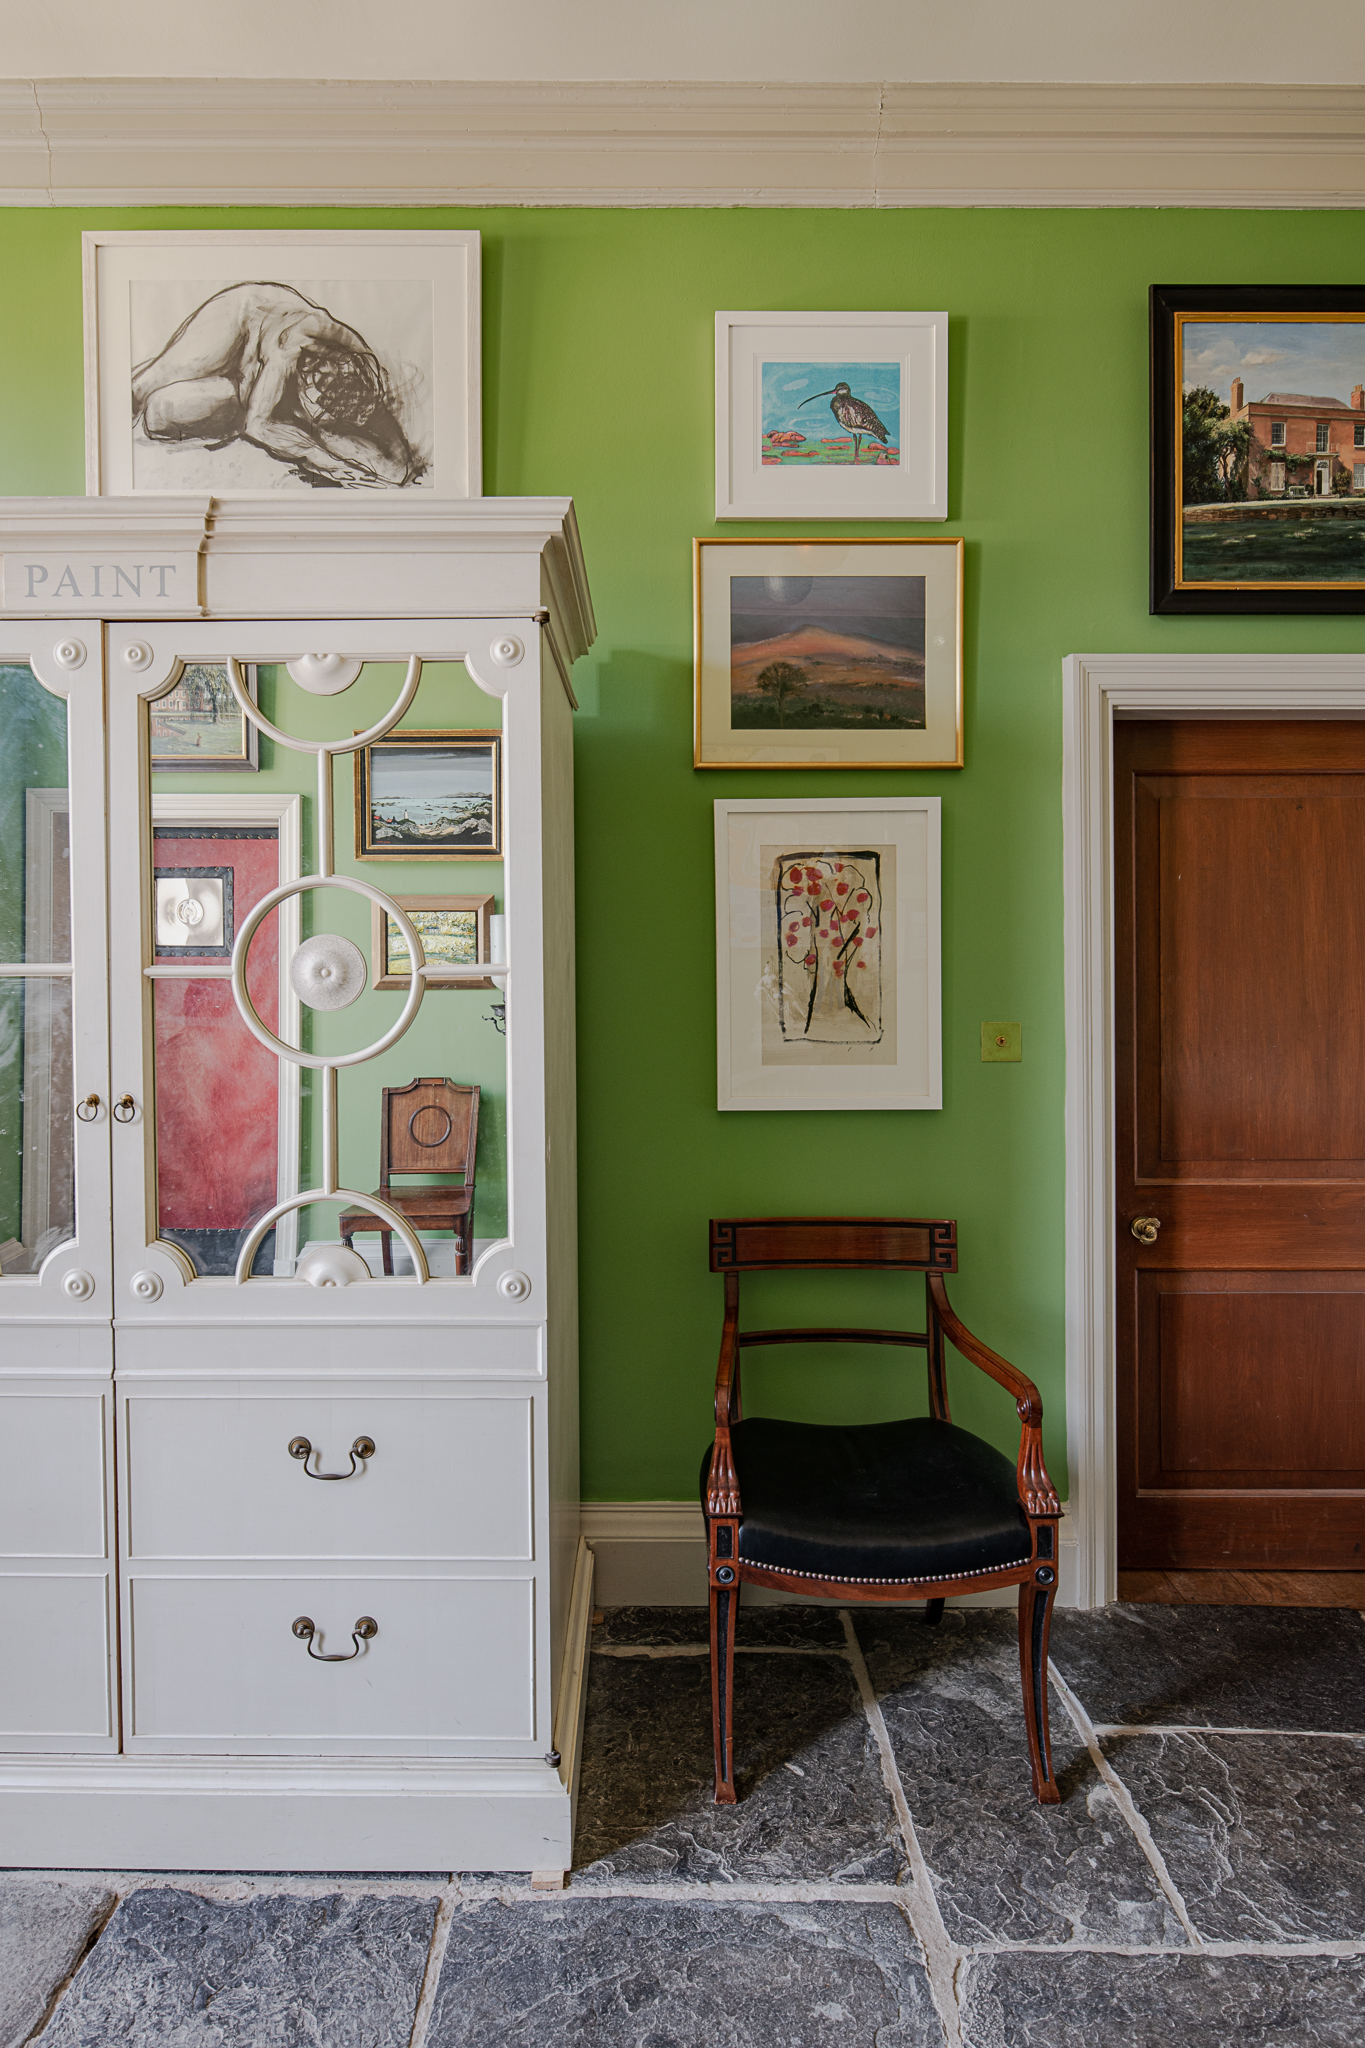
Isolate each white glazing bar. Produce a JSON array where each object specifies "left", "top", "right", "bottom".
[
  {"left": 316, "top": 749, "right": 333, "bottom": 881},
  {"left": 0, "top": 963, "right": 73, "bottom": 977},
  {"left": 320, "top": 1063, "right": 338, "bottom": 1197}
]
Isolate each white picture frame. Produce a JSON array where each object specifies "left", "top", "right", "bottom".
[
  {"left": 715, "top": 310, "right": 948, "bottom": 522},
  {"left": 715, "top": 796, "right": 941, "bottom": 1112},
  {"left": 83, "top": 230, "right": 481, "bottom": 498}
]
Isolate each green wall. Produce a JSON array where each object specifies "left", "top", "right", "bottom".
[{"left": 3, "top": 205, "right": 1365, "bottom": 1499}]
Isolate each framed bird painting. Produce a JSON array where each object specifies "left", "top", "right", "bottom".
[{"left": 715, "top": 311, "right": 948, "bottom": 521}]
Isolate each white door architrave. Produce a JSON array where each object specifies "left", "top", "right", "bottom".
[{"left": 1062, "top": 652, "right": 1365, "bottom": 1609}]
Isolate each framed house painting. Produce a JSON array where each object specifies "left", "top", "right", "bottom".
[
  {"left": 149, "top": 661, "right": 259, "bottom": 771},
  {"left": 354, "top": 730, "right": 502, "bottom": 861},
  {"left": 715, "top": 311, "right": 948, "bottom": 522},
  {"left": 715, "top": 796, "right": 942, "bottom": 1112},
  {"left": 695, "top": 537, "right": 963, "bottom": 770},
  {"left": 370, "top": 894, "right": 496, "bottom": 990},
  {"left": 84, "top": 230, "right": 481, "bottom": 498},
  {"left": 1151, "top": 284, "right": 1365, "bottom": 614}
]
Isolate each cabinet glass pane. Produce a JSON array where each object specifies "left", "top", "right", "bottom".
[
  {"left": 148, "top": 659, "right": 506, "bottom": 1281},
  {"left": 0, "top": 663, "right": 70, "bottom": 966},
  {"left": 0, "top": 663, "right": 74, "bottom": 1276},
  {"left": 0, "top": 981, "right": 75, "bottom": 1274}
]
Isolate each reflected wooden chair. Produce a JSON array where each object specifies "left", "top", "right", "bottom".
[
  {"left": 700, "top": 1217, "right": 1063, "bottom": 1806},
  {"left": 339, "top": 1077, "right": 480, "bottom": 1275}
]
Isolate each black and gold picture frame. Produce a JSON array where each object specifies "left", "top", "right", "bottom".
[
  {"left": 353, "top": 730, "right": 502, "bottom": 860},
  {"left": 1151, "top": 284, "right": 1365, "bottom": 615}
]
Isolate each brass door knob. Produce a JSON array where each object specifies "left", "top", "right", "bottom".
[{"left": 1130, "top": 1216, "right": 1161, "bottom": 1245}]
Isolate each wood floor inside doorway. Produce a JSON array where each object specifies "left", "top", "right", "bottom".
[{"left": 1118, "top": 1570, "right": 1365, "bottom": 1608}]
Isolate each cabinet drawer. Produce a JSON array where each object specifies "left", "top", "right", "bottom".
[
  {"left": 126, "top": 1573, "right": 534, "bottom": 1749},
  {"left": 0, "top": 1574, "right": 112, "bottom": 1740},
  {"left": 0, "top": 1393, "right": 107, "bottom": 1559},
  {"left": 123, "top": 1393, "right": 532, "bottom": 1561}
]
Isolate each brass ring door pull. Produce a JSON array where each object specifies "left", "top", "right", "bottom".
[
  {"left": 1130, "top": 1216, "right": 1162, "bottom": 1245},
  {"left": 292, "top": 1615, "right": 377, "bottom": 1661},
  {"left": 76, "top": 1093, "right": 101, "bottom": 1122},
  {"left": 112, "top": 1095, "right": 137, "bottom": 1123},
  {"left": 287, "top": 1435, "right": 375, "bottom": 1479}
]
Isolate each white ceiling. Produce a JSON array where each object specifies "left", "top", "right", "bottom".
[{"left": 7, "top": 0, "right": 1365, "bottom": 84}]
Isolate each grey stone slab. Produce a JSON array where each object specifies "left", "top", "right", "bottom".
[
  {"left": 39, "top": 1886, "right": 438, "bottom": 2047},
  {"left": 854, "top": 1610, "right": 1186, "bottom": 1947},
  {"left": 1050, "top": 1603, "right": 1365, "bottom": 1733},
  {"left": 593, "top": 1602, "right": 848, "bottom": 1648},
  {"left": 960, "top": 1950, "right": 1365, "bottom": 2048},
  {"left": 425, "top": 1897, "right": 944, "bottom": 2047},
  {"left": 0, "top": 1876, "right": 113, "bottom": 2048},
  {"left": 1104, "top": 1730, "right": 1365, "bottom": 1941},
  {"left": 573, "top": 1643, "right": 906, "bottom": 1883}
]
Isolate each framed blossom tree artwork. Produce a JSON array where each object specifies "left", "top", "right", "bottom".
[{"left": 715, "top": 797, "right": 941, "bottom": 1111}]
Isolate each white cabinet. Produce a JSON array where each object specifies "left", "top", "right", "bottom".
[{"left": 0, "top": 497, "right": 595, "bottom": 1873}]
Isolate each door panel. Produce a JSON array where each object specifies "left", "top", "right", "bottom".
[
  {"left": 0, "top": 632, "right": 111, "bottom": 1319},
  {"left": 1116, "top": 720, "right": 1365, "bottom": 1568}
]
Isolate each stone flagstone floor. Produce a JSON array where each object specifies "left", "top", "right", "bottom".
[{"left": 3, "top": 1600, "right": 1364, "bottom": 2045}]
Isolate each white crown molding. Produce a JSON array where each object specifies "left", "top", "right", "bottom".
[{"left": 3, "top": 78, "right": 1365, "bottom": 207}]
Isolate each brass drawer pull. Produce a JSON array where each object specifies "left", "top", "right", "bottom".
[
  {"left": 288, "top": 1435, "right": 375, "bottom": 1480},
  {"left": 292, "top": 1615, "right": 377, "bottom": 1662},
  {"left": 1130, "top": 1216, "right": 1161, "bottom": 1245}
]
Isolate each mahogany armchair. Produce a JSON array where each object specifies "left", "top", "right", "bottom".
[{"left": 699, "top": 1217, "right": 1063, "bottom": 1806}]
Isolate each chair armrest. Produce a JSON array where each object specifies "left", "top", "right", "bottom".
[
  {"left": 927, "top": 1272, "right": 1060, "bottom": 1517},
  {"left": 707, "top": 1291, "right": 743, "bottom": 1518}
]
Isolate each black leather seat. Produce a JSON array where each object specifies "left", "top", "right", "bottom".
[{"left": 701, "top": 1417, "right": 1032, "bottom": 1585}]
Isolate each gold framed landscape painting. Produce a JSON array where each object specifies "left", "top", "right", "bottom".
[
  {"left": 694, "top": 537, "right": 964, "bottom": 769},
  {"left": 1151, "top": 284, "right": 1365, "bottom": 615}
]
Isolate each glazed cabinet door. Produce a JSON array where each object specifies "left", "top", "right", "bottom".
[
  {"left": 104, "top": 619, "right": 545, "bottom": 1335},
  {"left": 0, "top": 625, "right": 118, "bottom": 1751}
]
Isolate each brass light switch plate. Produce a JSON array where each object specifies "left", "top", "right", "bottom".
[{"left": 982, "top": 1021, "right": 1022, "bottom": 1062}]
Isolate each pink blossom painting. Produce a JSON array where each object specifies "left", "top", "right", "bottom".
[{"left": 775, "top": 850, "right": 883, "bottom": 1045}]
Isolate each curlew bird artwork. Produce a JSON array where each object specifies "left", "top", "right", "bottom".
[{"left": 797, "top": 380, "right": 891, "bottom": 464}]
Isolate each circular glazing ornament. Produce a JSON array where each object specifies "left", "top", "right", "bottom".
[
  {"left": 290, "top": 934, "right": 368, "bottom": 1012},
  {"left": 286, "top": 655, "right": 365, "bottom": 696}
]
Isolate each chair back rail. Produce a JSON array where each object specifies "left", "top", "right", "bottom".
[
  {"left": 710, "top": 1217, "right": 956, "bottom": 1272},
  {"left": 380, "top": 1076, "right": 479, "bottom": 1188},
  {"left": 738, "top": 1326, "right": 928, "bottom": 1349}
]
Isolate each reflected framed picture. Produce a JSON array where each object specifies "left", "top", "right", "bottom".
[
  {"left": 1151, "top": 284, "right": 1365, "bottom": 614},
  {"left": 370, "top": 894, "right": 496, "bottom": 990},
  {"left": 715, "top": 796, "right": 942, "bottom": 1111},
  {"left": 694, "top": 537, "right": 963, "bottom": 770},
  {"left": 83, "top": 229, "right": 481, "bottom": 497},
  {"left": 715, "top": 310, "right": 948, "bottom": 521},
  {"left": 150, "top": 662, "right": 258, "bottom": 771},
  {"left": 354, "top": 730, "right": 502, "bottom": 860}
]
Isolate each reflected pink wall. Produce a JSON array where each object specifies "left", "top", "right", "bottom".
[{"left": 154, "top": 835, "right": 279, "bottom": 1230}]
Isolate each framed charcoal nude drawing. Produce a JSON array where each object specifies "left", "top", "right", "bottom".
[
  {"left": 84, "top": 230, "right": 481, "bottom": 498},
  {"left": 714, "top": 796, "right": 942, "bottom": 1112}
]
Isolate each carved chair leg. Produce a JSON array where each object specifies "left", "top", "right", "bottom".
[
  {"left": 380, "top": 1230, "right": 394, "bottom": 1277},
  {"left": 710, "top": 1572, "right": 739, "bottom": 1805},
  {"left": 923, "top": 1598, "right": 945, "bottom": 1627},
  {"left": 1017, "top": 1575, "right": 1061, "bottom": 1804}
]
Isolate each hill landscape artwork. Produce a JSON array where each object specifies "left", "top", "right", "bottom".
[{"left": 729, "top": 573, "right": 926, "bottom": 730}]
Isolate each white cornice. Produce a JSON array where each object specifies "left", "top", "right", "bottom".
[{"left": 2, "top": 79, "right": 1365, "bottom": 208}]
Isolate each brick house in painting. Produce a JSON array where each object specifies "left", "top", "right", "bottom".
[{"left": 1230, "top": 378, "right": 1365, "bottom": 497}]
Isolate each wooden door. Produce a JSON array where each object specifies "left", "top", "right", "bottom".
[{"left": 1116, "top": 719, "right": 1365, "bottom": 1570}]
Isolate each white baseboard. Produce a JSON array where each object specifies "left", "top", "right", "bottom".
[{"left": 579, "top": 1503, "right": 1080, "bottom": 1609}]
